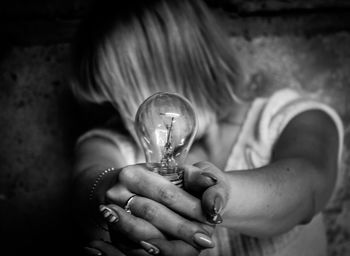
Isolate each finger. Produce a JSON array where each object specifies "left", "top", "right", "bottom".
[
  {"left": 146, "top": 239, "right": 201, "bottom": 256},
  {"left": 83, "top": 245, "right": 104, "bottom": 256},
  {"left": 105, "top": 183, "right": 135, "bottom": 206},
  {"left": 88, "top": 240, "right": 149, "bottom": 256},
  {"left": 97, "top": 205, "right": 205, "bottom": 255},
  {"left": 182, "top": 164, "right": 217, "bottom": 196},
  {"left": 192, "top": 161, "right": 225, "bottom": 178},
  {"left": 118, "top": 165, "right": 207, "bottom": 223},
  {"left": 99, "top": 205, "right": 165, "bottom": 255},
  {"left": 120, "top": 196, "right": 215, "bottom": 249},
  {"left": 192, "top": 162, "right": 229, "bottom": 224},
  {"left": 87, "top": 240, "right": 125, "bottom": 256},
  {"left": 99, "top": 204, "right": 166, "bottom": 241}
]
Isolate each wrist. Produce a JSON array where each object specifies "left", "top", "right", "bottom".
[
  {"left": 73, "top": 166, "right": 119, "bottom": 232},
  {"left": 89, "top": 167, "right": 118, "bottom": 204},
  {"left": 89, "top": 167, "right": 119, "bottom": 230}
]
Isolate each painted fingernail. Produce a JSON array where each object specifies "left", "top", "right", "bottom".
[
  {"left": 209, "top": 213, "right": 223, "bottom": 224},
  {"left": 213, "top": 196, "right": 223, "bottom": 215},
  {"left": 99, "top": 238, "right": 113, "bottom": 245},
  {"left": 193, "top": 233, "right": 215, "bottom": 248},
  {"left": 208, "top": 196, "right": 224, "bottom": 224},
  {"left": 83, "top": 246, "right": 103, "bottom": 256},
  {"left": 140, "top": 241, "right": 160, "bottom": 255},
  {"left": 99, "top": 205, "right": 119, "bottom": 223},
  {"left": 200, "top": 172, "right": 217, "bottom": 184}
]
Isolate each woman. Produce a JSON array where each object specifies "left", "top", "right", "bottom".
[{"left": 70, "top": 0, "right": 343, "bottom": 255}]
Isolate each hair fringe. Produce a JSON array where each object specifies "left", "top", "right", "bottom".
[{"left": 70, "top": 0, "right": 244, "bottom": 137}]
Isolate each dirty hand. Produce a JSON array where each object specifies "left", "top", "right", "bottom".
[{"left": 94, "top": 163, "right": 218, "bottom": 255}]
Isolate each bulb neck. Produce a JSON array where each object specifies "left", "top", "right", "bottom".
[{"left": 146, "top": 163, "right": 183, "bottom": 188}]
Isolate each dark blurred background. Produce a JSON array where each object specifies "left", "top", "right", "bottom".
[{"left": 0, "top": 0, "right": 350, "bottom": 255}]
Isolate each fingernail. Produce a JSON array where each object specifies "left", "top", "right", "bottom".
[
  {"left": 213, "top": 196, "right": 223, "bottom": 215},
  {"left": 200, "top": 172, "right": 217, "bottom": 184},
  {"left": 99, "top": 205, "right": 119, "bottom": 223},
  {"left": 83, "top": 246, "right": 103, "bottom": 256},
  {"left": 209, "top": 213, "right": 223, "bottom": 224},
  {"left": 140, "top": 241, "right": 160, "bottom": 255},
  {"left": 193, "top": 233, "right": 215, "bottom": 248},
  {"left": 208, "top": 196, "right": 224, "bottom": 224},
  {"left": 99, "top": 238, "right": 113, "bottom": 245}
]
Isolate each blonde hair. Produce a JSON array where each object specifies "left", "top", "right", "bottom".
[{"left": 71, "top": 0, "right": 243, "bottom": 138}]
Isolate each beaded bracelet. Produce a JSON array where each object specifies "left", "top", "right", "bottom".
[
  {"left": 89, "top": 167, "right": 118, "bottom": 231},
  {"left": 89, "top": 167, "right": 117, "bottom": 201}
]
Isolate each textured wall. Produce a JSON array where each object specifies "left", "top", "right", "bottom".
[
  {"left": 0, "top": 1, "right": 350, "bottom": 256},
  {"left": 0, "top": 45, "right": 80, "bottom": 255}
]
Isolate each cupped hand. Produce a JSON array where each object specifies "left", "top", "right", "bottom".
[
  {"left": 107, "top": 164, "right": 209, "bottom": 222},
  {"left": 102, "top": 164, "right": 216, "bottom": 253}
]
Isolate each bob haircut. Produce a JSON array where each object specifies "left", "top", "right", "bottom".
[{"left": 70, "top": 0, "right": 244, "bottom": 138}]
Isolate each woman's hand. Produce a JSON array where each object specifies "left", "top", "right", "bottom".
[
  {"left": 86, "top": 203, "right": 213, "bottom": 256},
  {"left": 100, "top": 164, "right": 217, "bottom": 255},
  {"left": 107, "top": 164, "right": 210, "bottom": 222}
]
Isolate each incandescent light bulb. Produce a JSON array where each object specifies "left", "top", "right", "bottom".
[{"left": 135, "top": 92, "right": 198, "bottom": 187}]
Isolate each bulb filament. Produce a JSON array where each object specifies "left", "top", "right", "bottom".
[{"left": 160, "top": 113, "right": 178, "bottom": 169}]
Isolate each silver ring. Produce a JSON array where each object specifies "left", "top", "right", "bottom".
[{"left": 124, "top": 194, "right": 137, "bottom": 214}]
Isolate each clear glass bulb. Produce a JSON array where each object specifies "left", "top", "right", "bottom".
[{"left": 135, "top": 92, "right": 198, "bottom": 187}]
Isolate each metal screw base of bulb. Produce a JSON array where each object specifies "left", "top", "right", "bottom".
[{"left": 146, "top": 163, "right": 184, "bottom": 188}]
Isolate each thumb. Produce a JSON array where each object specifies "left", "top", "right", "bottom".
[
  {"left": 182, "top": 164, "right": 218, "bottom": 197},
  {"left": 202, "top": 184, "right": 228, "bottom": 224},
  {"left": 193, "top": 162, "right": 229, "bottom": 225}
]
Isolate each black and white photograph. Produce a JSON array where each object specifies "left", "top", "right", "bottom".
[{"left": 1, "top": 1, "right": 350, "bottom": 255}]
